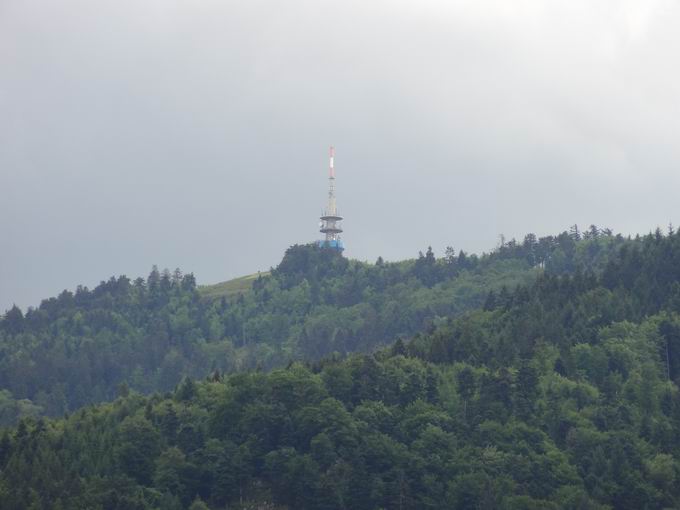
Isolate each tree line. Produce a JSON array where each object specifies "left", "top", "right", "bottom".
[
  {"left": 2, "top": 227, "right": 679, "bottom": 508},
  {"left": 1, "top": 226, "right": 623, "bottom": 423}
]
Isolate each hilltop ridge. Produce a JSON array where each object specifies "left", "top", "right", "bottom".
[
  {"left": 0, "top": 227, "right": 626, "bottom": 425},
  {"left": 2, "top": 226, "right": 680, "bottom": 509}
]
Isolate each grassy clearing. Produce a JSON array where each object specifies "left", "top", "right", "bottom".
[{"left": 198, "top": 272, "right": 269, "bottom": 301}]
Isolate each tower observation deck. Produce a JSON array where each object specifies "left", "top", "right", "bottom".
[{"left": 318, "top": 146, "right": 344, "bottom": 251}]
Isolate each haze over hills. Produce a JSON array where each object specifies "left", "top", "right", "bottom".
[{"left": 2, "top": 224, "right": 680, "bottom": 508}]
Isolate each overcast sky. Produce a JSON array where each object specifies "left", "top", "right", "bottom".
[{"left": 2, "top": 0, "right": 680, "bottom": 311}]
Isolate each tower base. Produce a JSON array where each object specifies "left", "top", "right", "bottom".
[{"left": 317, "top": 239, "right": 344, "bottom": 251}]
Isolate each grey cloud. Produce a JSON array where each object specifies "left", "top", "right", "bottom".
[{"left": 2, "top": 0, "right": 679, "bottom": 310}]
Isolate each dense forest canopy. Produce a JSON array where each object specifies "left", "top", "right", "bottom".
[
  {"left": 1, "top": 225, "right": 680, "bottom": 509},
  {"left": 0, "top": 226, "right": 624, "bottom": 422}
]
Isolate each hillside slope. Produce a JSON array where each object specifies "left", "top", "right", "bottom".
[
  {"left": 198, "top": 272, "right": 268, "bottom": 301},
  {"left": 1, "top": 227, "right": 679, "bottom": 509},
  {"left": 0, "top": 227, "right": 624, "bottom": 422}
]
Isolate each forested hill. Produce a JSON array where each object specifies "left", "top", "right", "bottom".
[
  {"left": 2, "top": 227, "right": 680, "bottom": 509},
  {"left": 0, "top": 227, "right": 621, "bottom": 423}
]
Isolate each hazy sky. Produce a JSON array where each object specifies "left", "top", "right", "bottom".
[{"left": 2, "top": 0, "right": 680, "bottom": 311}]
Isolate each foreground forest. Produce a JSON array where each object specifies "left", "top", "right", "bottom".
[
  {"left": 2, "top": 226, "right": 680, "bottom": 508},
  {"left": 0, "top": 227, "right": 621, "bottom": 423}
]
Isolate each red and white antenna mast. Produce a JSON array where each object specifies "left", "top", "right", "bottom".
[
  {"left": 319, "top": 146, "right": 344, "bottom": 251},
  {"left": 328, "top": 146, "right": 336, "bottom": 215}
]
